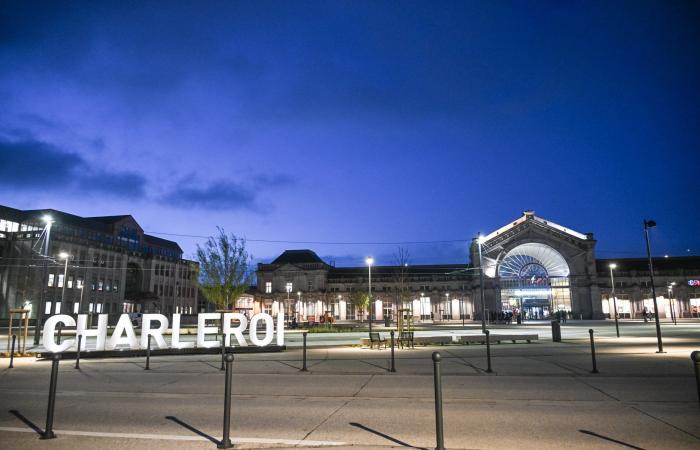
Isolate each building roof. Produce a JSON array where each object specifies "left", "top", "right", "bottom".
[
  {"left": 271, "top": 249, "right": 326, "bottom": 265},
  {"left": 596, "top": 256, "right": 700, "bottom": 273},
  {"left": 328, "top": 264, "right": 471, "bottom": 279},
  {"left": 482, "top": 211, "right": 589, "bottom": 243},
  {"left": 143, "top": 234, "right": 183, "bottom": 253},
  {"left": 86, "top": 215, "right": 132, "bottom": 224}
]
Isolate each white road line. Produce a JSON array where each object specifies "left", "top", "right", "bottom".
[{"left": 0, "top": 426, "right": 347, "bottom": 446}]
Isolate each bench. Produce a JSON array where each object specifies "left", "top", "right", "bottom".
[
  {"left": 368, "top": 332, "right": 387, "bottom": 349},
  {"left": 398, "top": 331, "right": 414, "bottom": 349},
  {"left": 459, "top": 334, "right": 539, "bottom": 345}
]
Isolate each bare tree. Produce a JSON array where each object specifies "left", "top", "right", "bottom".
[
  {"left": 393, "top": 247, "right": 412, "bottom": 311},
  {"left": 196, "top": 227, "right": 252, "bottom": 311}
]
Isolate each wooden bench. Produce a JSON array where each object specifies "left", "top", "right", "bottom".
[
  {"left": 459, "top": 334, "right": 539, "bottom": 345},
  {"left": 368, "top": 332, "right": 387, "bottom": 349},
  {"left": 398, "top": 331, "right": 414, "bottom": 349}
]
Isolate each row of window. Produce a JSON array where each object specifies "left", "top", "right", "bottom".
[
  {"left": 44, "top": 301, "right": 133, "bottom": 315},
  {"left": 154, "top": 284, "right": 196, "bottom": 298},
  {"left": 153, "top": 263, "right": 195, "bottom": 279},
  {"left": 47, "top": 274, "right": 121, "bottom": 293}
]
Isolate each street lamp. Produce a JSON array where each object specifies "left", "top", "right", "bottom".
[
  {"left": 297, "top": 291, "right": 301, "bottom": 322},
  {"left": 445, "top": 292, "right": 450, "bottom": 322},
  {"left": 667, "top": 282, "right": 677, "bottom": 325},
  {"left": 285, "top": 283, "right": 292, "bottom": 326},
  {"left": 609, "top": 263, "right": 620, "bottom": 338},
  {"left": 366, "top": 257, "right": 374, "bottom": 332},
  {"left": 34, "top": 214, "right": 55, "bottom": 345},
  {"left": 59, "top": 252, "right": 70, "bottom": 315},
  {"left": 643, "top": 219, "right": 664, "bottom": 353},
  {"left": 477, "top": 233, "right": 487, "bottom": 333}
]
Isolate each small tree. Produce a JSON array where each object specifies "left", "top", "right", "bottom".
[
  {"left": 393, "top": 247, "right": 412, "bottom": 311},
  {"left": 196, "top": 227, "right": 252, "bottom": 311},
  {"left": 349, "top": 288, "right": 369, "bottom": 322}
]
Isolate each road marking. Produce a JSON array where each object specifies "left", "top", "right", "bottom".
[{"left": 0, "top": 426, "right": 347, "bottom": 446}]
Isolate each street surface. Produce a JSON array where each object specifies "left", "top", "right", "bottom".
[{"left": 0, "top": 320, "right": 699, "bottom": 449}]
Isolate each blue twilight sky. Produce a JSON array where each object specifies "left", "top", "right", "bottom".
[{"left": 1, "top": 1, "right": 699, "bottom": 266}]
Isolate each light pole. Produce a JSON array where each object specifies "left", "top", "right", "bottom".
[
  {"left": 609, "top": 263, "right": 620, "bottom": 337},
  {"left": 285, "top": 284, "right": 291, "bottom": 326},
  {"left": 445, "top": 292, "right": 450, "bottom": 322},
  {"left": 667, "top": 282, "right": 677, "bottom": 325},
  {"left": 59, "top": 252, "right": 70, "bottom": 315},
  {"left": 644, "top": 219, "right": 664, "bottom": 353},
  {"left": 477, "top": 234, "right": 487, "bottom": 333},
  {"left": 366, "top": 257, "right": 374, "bottom": 332},
  {"left": 34, "top": 214, "right": 54, "bottom": 345},
  {"left": 78, "top": 285, "right": 85, "bottom": 316},
  {"left": 297, "top": 291, "right": 301, "bottom": 321}
]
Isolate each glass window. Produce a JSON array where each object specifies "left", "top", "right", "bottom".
[
  {"left": 113, "top": 280, "right": 119, "bottom": 293},
  {"left": 286, "top": 282, "right": 293, "bottom": 292},
  {"left": 45, "top": 302, "right": 52, "bottom": 314},
  {"left": 48, "top": 274, "right": 55, "bottom": 287},
  {"left": 54, "top": 302, "right": 61, "bottom": 314},
  {"left": 265, "top": 282, "right": 272, "bottom": 294},
  {"left": 57, "top": 274, "right": 64, "bottom": 288},
  {"left": 67, "top": 276, "right": 74, "bottom": 289},
  {"left": 98, "top": 280, "right": 104, "bottom": 291},
  {"left": 73, "top": 302, "right": 79, "bottom": 314}
]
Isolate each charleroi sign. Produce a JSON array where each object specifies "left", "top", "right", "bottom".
[{"left": 43, "top": 312, "right": 284, "bottom": 353}]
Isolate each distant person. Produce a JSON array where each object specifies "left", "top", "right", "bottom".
[
  {"left": 642, "top": 307, "right": 648, "bottom": 323},
  {"left": 291, "top": 316, "right": 298, "bottom": 329}
]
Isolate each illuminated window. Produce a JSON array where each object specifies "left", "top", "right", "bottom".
[
  {"left": 45, "top": 302, "right": 52, "bottom": 314},
  {"left": 265, "top": 282, "right": 272, "bottom": 293},
  {"left": 57, "top": 274, "right": 64, "bottom": 288},
  {"left": 67, "top": 276, "right": 74, "bottom": 289},
  {"left": 48, "top": 274, "right": 55, "bottom": 287},
  {"left": 54, "top": 302, "right": 61, "bottom": 314},
  {"left": 73, "top": 302, "right": 79, "bottom": 314},
  {"left": 286, "top": 282, "right": 293, "bottom": 292}
]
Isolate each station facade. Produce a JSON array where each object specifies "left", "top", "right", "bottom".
[{"left": 250, "top": 212, "right": 700, "bottom": 322}]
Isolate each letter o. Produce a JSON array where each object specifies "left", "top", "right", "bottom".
[{"left": 249, "top": 313, "right": 274, "bottom": 346}]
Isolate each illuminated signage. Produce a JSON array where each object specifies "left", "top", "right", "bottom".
[
  {"left": 42, "top": 312, "right": 284, "bottom": 353},
  {"left": 688, "top": 280, "right": 700, "bottom": 287}
]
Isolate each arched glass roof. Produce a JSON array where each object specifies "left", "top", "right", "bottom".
[{"left": 497, "top": 243, "right": 570, "bottom": 278}]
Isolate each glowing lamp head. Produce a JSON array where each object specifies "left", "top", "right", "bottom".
[
  {"left": 365, "top": 257, "right": 374, "bottom": 266},
  {"left": 59, "top": 252, "right": 70, "bottom": 259},
  {"left": 42, "top": 214, "right": 54, "bottom": 224},
  {"left": 477, "top": 234, "right": 487, "bottom": 244},
  {"left": 609, "top": 263, "right": 617, "bottom": 269}
]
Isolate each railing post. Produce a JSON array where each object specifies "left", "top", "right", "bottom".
[
  {"left": 432, "top": 352, "right": 445, "bottom": 450},
  {"left": 75, "top": 335, "right": 82, "bottom": 370},
  {"left": 145, "top": 335, "right": 151, "bottom": 371},
  {"left": 589, "top": 329, "right": 598, "bottom": 374},
  {"left": 301, "top": 331, "right": 308, "bottom": 372},
  {"left": 218, "top": 352, "right": 234, "bottom": 449},
  {"left": 9, "top": 334, "right": 16, "bottom": 369},
  {"left": 56, "top": 323, "right": 63, "bottom": 345},
  {"left": 485, "top": 330, "right": 493, "bottom": 373},
  {"left": 390, "top": 330, "right": 396, "bottom": 373},
  {"left": 41, "top": 353, "right": 61, "bottom": 440},
  {"left": 691, "top": 351, "right": 700, "bottom": 407}
]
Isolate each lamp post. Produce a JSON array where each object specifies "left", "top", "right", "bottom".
[
  {"left": 366, "top": 257, "right": 374, "bottom": 332},
  {"left": 667, "top": 282, "right": 677, "bottom": 325},
  {"left": 477, "top": 233, "right": 487, "bottom": 333},
  {"left": 609, "top": 263, "right": 620, "bottom": 338},
  {"left": 34, "top": 214, "right": 54, "bottom": 345},
  {"left": 285, "top": 284, "right": 291, "bottom": 326},
  {"left": 644, "top": 219, "right": 664, "bottom": 353},
  {"left": 58, "top": 252, "right": 70, "bottom": 315},
  {"left": 78, "top": 284, "right": 85, "bottom": 316},
  {"left": 297, "top": 291, "right": 301, "bottom": 322},
  {"left": 445, "top": 292, "right": 450, "bottom": 322}
]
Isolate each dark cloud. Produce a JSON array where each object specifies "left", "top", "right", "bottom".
[
  {"left": 162, "top": 173, "right": 297, "bottom": 212},
  {"left": 0, "top": 135, "right": 146, "bottom": 198},
  {"left": 162, "top": 182, "right": 258, "bottom": 211}
]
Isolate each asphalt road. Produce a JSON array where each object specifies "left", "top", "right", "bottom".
[{"left": 1, "top": 323, "right": 699, "bottom": 449}]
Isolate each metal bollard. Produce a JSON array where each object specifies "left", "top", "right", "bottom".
[
  {"left": 145, "top": 335, "right": 151, "bottom": 371},
  {"left": 301, "top": 331, "right": 308, "bottom": 372},
  {"left": 589, "top": 329, "right": 598, "bottom": 374},
  {"left": 432, "top": 352, "right": 445, "bottom": 450},
  {"left": 485, "top": 330, "right": 493, "bottom": 373},
  {"left": 390, "top": 330, "right": 396, "bottom": 373},
  {"left": 41, "top": 353, "right": 61, "bottom": 439},
  {"left": 75, "top": 335, "right": 82, "bottom": 370},
  {"left": 220, "top": 333, "right": 226, "bottom": 371},
  {"left": 218, "top": 352, "right": 234, "bottom": 449},
  {"left": 692, "top": 351, "right": 700, "bottom": 407},
  {"left": 9, "top": 334, "right": 16, "bottom": 369}
]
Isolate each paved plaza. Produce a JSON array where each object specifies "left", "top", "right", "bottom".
[{"left": 0, "top": 321, "right": 699, "bottom": 449}]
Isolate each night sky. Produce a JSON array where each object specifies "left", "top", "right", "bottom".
[{"left": 1, "top": 1, "right": 699, "bottom": 266}]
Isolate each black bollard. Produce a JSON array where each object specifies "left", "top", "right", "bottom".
[
  {"left": 218, "top": 353, "right": 234, "bottom": 449},
  {"left": 301, "top": 331, "right": 308, "bottom": 372},
  {"left": 56, "top": 323, "right": 63, "bottom": 345},
  {"left": 9, "top": 334, "right": 16, "bottom": 369},
  {"left": 485, "top": 330, "right": 493, "bottom": 373},
  {"left": 390, "top": 330, "right": 396, "bottom": 373},
  {"left": 220, "top": 333, "right": 226, "bottom": 371},
  {"left": 145, "top": 335, "right": 151, "bottom": 371},
  {"left": 589, "top": 329, "right": 598, "bottom": 374},
  {"left": 75, "top": 335, "right": 82, "bottom": 370},
  {"left": 691, "top": 351, "right": 700, "bottom": 407},
  {"left": 41, "top": 353, "right": 61, "bottom": 439},
  {"left": 432, "top": 352, "right": 445, "bottom": 450}
]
